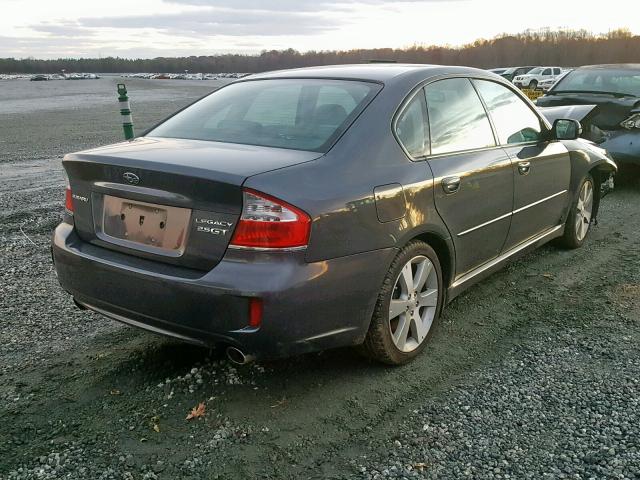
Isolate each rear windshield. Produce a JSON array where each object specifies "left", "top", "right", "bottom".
[
  {"left": 148, "top": 79, "right": 380, "bottom": 152},
  {"left": 553, "top": 68, "right": 640, "bottom": 97}
]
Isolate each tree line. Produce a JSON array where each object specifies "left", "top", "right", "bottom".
[{"left": 1, "top": 29, "right": 638, "bottom": 74}]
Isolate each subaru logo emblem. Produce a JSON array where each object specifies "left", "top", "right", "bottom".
[{"left": 123, "top": 172, "right": 139, "bottom": 185}]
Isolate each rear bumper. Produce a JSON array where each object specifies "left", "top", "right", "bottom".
[{"left": 52, "top": 223, "right": 395, "bottom": 358}]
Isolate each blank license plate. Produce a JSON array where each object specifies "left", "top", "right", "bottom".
[{"left": 101, "top": 195, "right": 191, "bottom": 254}]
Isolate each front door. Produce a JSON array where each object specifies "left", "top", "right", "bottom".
[
  {"left": 424, "top": 78, "right": 514, "bottom": 277},
  {"left": 472, "top": 79, "right": 571, "bottom": 250},
  {"left": 501, "top": 142, "right": 570, "bottom": 249}
]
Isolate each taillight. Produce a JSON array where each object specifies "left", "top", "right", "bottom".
[
  {"left": 230, "top": 189, "right": 310, "bottom": 249},
  {"left": 620, "top": 113, "right": 640, "bottom": 130},
  {"left": 65, "top": 179, "right": 74, "bottom": 213}
]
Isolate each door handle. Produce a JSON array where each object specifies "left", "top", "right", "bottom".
[
  {"left": 442, "top": 176, "right": 461, "bottom": 194},
  {"left": 518, "top": 161, "right": 531, "bottom": 175}
]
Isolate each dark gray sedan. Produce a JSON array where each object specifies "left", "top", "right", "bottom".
[{"left": 52, "top": 64, "right": 616, "bottom": 365}]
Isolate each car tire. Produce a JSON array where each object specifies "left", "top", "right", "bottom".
[
  {"left": 559, "top": 174, "right": 595, "bottom": 249},
  {"left": 361, "top": 241, "right": 444, "bottom": 365},
  {"left": 529, "top": 80, "right": 538, "bottom": 90}
]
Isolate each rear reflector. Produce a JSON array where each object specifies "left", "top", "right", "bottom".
[
  {"left": 65, "top": 181, "right": 74, "bottom": 213},
  {"left": 248, "top": 298, "right": 263, "bottom": 329},
  {"left": 230, "top": 189, "right": 310, "bottom": 249}
]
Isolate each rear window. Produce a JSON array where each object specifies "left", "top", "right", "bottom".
[{"left": 148, "top": 79, "right": 380, "bottom": 152}]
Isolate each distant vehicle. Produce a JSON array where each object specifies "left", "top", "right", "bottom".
[
  {"left": 538, "top": 70, "right": 572, "bottom": 92},
  {"left": 53, "top": 64, "right": 616, "bottom": 365},
  {"left": 500, "top": 66, "right": 537, "bottom": 82},
  {"left": 488, "top": 68, "right": 508, "bottom": 75},
  {"left": 537, "top": 64, "right": 640, "bottom": 167},
  {"left": 30, "top": 74, "right": 48, "bottom": 81},
  {"left": 514, "top": 67, "right": 564, "bottom": 90},
  {"left": 64, "top": 73, "right": 99, "bottom": 80}
]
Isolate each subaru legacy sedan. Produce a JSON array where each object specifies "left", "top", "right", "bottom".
[{"left": 52, "top": 64, "right": 616, "bottom": 365}]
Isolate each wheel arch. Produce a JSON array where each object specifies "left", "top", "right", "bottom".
[
  {"left": 407, "top": 230, "right": 455, "bottom": 291},
  {"left": 566, "top": 146, "right": 617, "bottom": 224}
]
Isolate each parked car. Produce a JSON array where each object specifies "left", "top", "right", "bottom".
[
  {"left": 500, "top": 66, "right": 537, "bottom": 82},
  {"left": 514, "top": 66, "right": 564, "bottom": 89},
  {"left": 52, "top": 64, "right": 616, "bottom": 365},
  {"left": 538, "top": 70, "right": 572, "bottom": 92},
  {"left": 537, "top": 64, "right": 640, "bottom": 167},
  {"left": 30, "top": 74, "right": 48, "bottom": 81}
]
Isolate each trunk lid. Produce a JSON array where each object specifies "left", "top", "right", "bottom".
[{"left": 64, "top": 137, "right": 321, "bottom": 270}]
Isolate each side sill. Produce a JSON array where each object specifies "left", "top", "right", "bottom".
[{"left": 446, "top": 224, "right": 564, "bottom": 302}]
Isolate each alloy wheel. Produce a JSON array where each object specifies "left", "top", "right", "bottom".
[
  {"left": 575, "top": 179, "right": 594, "bottom": 241},
  {"left": 388, "top": 255, "right": 439, "bottom": 353}
]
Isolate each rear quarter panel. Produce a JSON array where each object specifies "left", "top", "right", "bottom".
[{"left": 243, "top": 82, "right": 453, "bottom": 268}]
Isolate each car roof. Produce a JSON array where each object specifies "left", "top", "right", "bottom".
[{"left": 244, "top": 63, "right": 495, "bottom": 84}]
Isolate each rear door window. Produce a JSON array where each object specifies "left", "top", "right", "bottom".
[
  {"left": 394, "top": 90, "right": 429, "bottom": 158},
  {"left": 473, "top": 79, "right": 543, "bottom": 145},
  {"left": 425, "top": 78, "right": 496, "bottom": 155}
]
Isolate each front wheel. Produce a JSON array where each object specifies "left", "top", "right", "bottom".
[
  {"left": 361, "top": 241, "right": 444, "bottom": 365},
  {"left": 559, "top": 174, "right": 595, "bottom": 249},
  {"left": 529, "top": 80, "right": 538, "bottom": 90}
]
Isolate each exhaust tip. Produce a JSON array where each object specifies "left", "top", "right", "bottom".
[{"left": 226, "top": 346, "right": 255, "bottom": 365}]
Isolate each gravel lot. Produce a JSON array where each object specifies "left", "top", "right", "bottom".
[{"left": 0, "top": 77, "right": 638, "bottom": 479}]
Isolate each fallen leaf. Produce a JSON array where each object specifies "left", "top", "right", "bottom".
[
  {"left": 109, "top": 389, "right": 121, "bottom": 396},
  {"left": 270, "top": 397, "right": 287, "bottom": 408},
  {"left": 186, "top": 402, "right": 206, "bottom": 420},
  {"left": 150, "top": 415, "right": 161, "bottom": 432},
  {"left": 542, "top": 273, "right": 554, "bottom": 279},
  {"left": 413, "top": 463, "right": 427, "bottom": 471}
]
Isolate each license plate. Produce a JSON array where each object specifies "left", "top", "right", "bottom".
[{"left": 101, "top": 195, "right": 191, "bottom": 254}]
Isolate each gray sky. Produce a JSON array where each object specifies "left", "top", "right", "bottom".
[{"left": 2, "top": 0, "right": 638, "bottom": 59}]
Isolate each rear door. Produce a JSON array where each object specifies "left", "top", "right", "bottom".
[
  {"left": 424, "top": 78, "right": 514, "bottom": 276},
  {"left": 473, "top": 79, "right": 570, "bottom": 249}
]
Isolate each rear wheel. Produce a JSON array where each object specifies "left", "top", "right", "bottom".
[
  {"left": 559, "top": 174, "right": 594, "bottom": 249},
  {"left": 362, "top": 241, "right": 443, "bottom": 365}
]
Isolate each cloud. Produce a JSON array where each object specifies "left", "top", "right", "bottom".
[
  {"left": 164, "top": 0, "right": 455, "bottom": 8},
  {"left": 30, "top": 23, "right": 96, "bottom": 38},
  {"left": 77, "top": 9, "right": 339, "bottom": 37},
  {"left": 2, "top": 0, "right": 466, "bottom": 58}
]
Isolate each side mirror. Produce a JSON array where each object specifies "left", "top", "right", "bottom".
[{"left": 553, "top": 118, "right": 582, "bottom": 140}]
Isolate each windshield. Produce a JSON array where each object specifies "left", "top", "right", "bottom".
[
  {"left": 148, "top": 79, "right": 380, "bottom": 152},
  {"left": 552, "top": 68, "right": 640, "bottom": 97},
  {"left": 527, "top": 68, "right": 544, "bottom": 75}
]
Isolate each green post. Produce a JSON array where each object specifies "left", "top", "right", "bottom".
[{"left": 117, "top": 83, "right": 135, "bottom": 140}]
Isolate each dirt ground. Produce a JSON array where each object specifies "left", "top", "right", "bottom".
[{"left": 0, "top": 78, "right": 638, "bottom": 479}]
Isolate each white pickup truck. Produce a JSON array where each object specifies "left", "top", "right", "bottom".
[{"left": 513, "top": 67, "right": 564, "bottom": 90}]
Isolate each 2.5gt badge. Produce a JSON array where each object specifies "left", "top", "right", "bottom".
[{"left": 194, "top": 217, "right": 233, "bottom": 236}]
